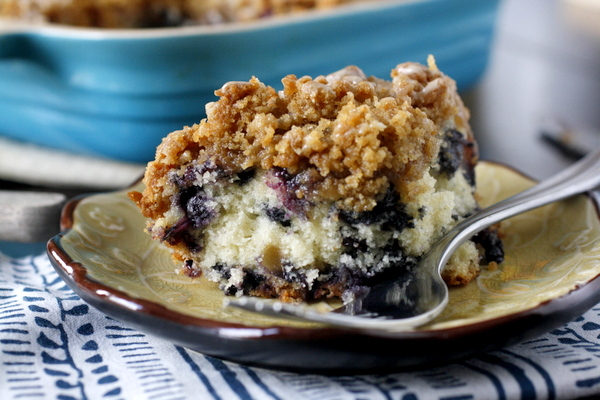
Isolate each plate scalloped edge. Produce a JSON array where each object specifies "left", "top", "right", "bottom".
[{"left": 45, "top": 161, "right": 600, "bottom": 372}]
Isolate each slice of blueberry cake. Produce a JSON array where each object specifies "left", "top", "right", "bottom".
[{"left": 130, "top": 57, "right": 503, "bottom": 303}]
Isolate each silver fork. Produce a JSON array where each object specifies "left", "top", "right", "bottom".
[{"left": 226, "top": 148, "right": 600, "bottom": 332}]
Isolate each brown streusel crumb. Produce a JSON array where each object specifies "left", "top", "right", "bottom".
[{"left": 137, "top": 57, "right": 473, "bottom": 218}]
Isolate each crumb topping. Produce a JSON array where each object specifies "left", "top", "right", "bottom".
[{"left": 137, "top": 58, "right": 475, "bottom": 219}]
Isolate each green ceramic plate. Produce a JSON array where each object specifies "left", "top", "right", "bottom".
[{"left": 47, "top": 162, "right": 600, "bottom": 373}]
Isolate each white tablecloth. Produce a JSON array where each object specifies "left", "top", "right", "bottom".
[{"left": 2, "top": 253, "right": 600, "bottom": 400}]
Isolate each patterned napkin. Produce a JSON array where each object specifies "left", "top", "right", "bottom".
[{"left": 2, "top": 252, "right": 600, "bottom": 400}]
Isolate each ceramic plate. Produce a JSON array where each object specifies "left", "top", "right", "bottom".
[{"left": 47, "top": 162, "right": 600, "bottom": 373}]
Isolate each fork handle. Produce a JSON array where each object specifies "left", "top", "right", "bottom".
[{"left": 437, "top": 147, "right": 600, "bottom": 270}]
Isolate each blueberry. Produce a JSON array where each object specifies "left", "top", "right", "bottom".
[
  {"left": 473, "top": 227, "right": 505, "bottom": 264},
  {"left": 241, "top": 268, "right": 266, "bottom": 292},
  {"left": 179, "top": 187, "right": 215, "bottom": 229},
  {"left": 266, "top": 167, "right": 311, "bottom": 217},
  {"left": 339, "top": 185, "right": 413, "bottom": 231},
  {"left": 341, "top": 236, "right": 368, "bottom": 258},
  {"left": 212, "top": 263, "right": 231, "bottom": 280},
  {"left": 162, "top": 221, "right": 202, "bottom": 253},
  {"left": 173, "top": 161, "right": 228, "bottom": 189},
  {"left": 438, "top": 129, "right": 476, "bottom": 185},
  {"left": 181, "top": 260, "right": 202, "bottom": 278},
  {"left": 264, "top": 206, "right": 291, "bottom": 227},
  {"left": 235, "top": 168, "right": 256, "bottom": 185},
  {"left": 186, "top": 192, "right": 214, "bottom": 228},
  {"left": 162, "top": 185, "right": 216, "bottom": 252}
]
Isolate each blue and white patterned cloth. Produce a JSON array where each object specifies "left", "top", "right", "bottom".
[{"left": 2, "top": 253, "right": 600, "bottom": 400}]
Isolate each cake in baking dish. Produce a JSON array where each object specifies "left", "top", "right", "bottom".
[
  {"left": 129, "top": 57, "right": 504, "bottom": 303},
  {"left": 0, "top": 0, "right": 360, "bottom": 27}
]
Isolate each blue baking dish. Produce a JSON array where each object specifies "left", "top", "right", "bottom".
[{"left": 0, "top": 0, "right": 500, "bottom": 163}]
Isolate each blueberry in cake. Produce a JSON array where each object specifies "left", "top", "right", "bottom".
[{"left": 129, "top": 56, "right": 504, "bottom": 303}]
